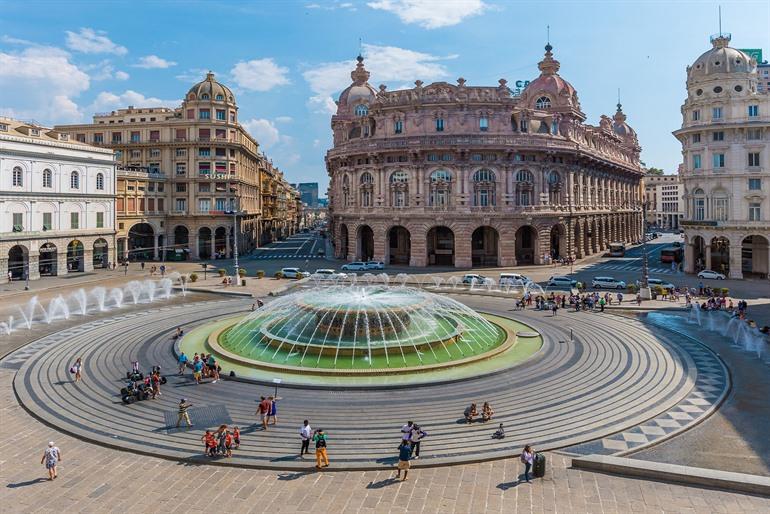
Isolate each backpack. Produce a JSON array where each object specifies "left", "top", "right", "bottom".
[{"left": 316, "top": 435, "right": 327, "bottom": 448}]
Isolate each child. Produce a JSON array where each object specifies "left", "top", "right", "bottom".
[
  {"left": 492, "top": 423, "right": 505, "bottom": 439},
  {"left": 202, "top": 431, "right": 217, "bottom": 457},
  {"left": 233, "top": 426, "right": 241, "bottom": 449},
  {"left": 225, "top": 430, "right": 233, "bottom": 458}
]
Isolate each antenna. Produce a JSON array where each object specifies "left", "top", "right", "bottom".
[
  {"left": 718, "top": 5, "right": 722, "bottom": 36},
  {"left": 547, "top": 25, "right": 550, "bottom": 45},
  {"left": 359, "top": 37, "right": 363, "bottom": 57}
]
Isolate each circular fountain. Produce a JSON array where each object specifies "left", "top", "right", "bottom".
[{"left": 186, "top": 285, "right": 543, "bottom": 386}]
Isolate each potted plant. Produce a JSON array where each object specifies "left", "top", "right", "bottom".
[
  {"left": 627, "top": 284, "right": 637, "bottom": 294},
  {"left": 274, "top": 271, "right": 283, "bottom": 279},
  {"left": 256, "top": 270, "right": 265, "bottom": 279},
  {"left": 218, "top": 268, "right": 226, "bottom": 277},
  {"left": 238, "top": 268, "right": 247, "bottom": 277},
  {"left": 189, "top": 273, "right": 198, "bottom": 283}
]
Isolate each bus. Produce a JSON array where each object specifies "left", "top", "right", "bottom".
[
  {"left": 608, "top": 242, "right": 626, "bottom": 257},
  {"left": 660, "top": 246, "right": 683, "bottom": 264}
]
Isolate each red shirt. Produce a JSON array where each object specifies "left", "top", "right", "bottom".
[{"left": 259, "top": 400, "right": 271, "bottom": 414}]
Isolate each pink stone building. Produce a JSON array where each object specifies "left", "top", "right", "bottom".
[{"left": 326, "top": 45, "right": 645, "bottom": 268}]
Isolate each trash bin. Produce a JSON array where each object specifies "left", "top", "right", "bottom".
[
  {"left": 241, "top": 279, "right": 246, "bottom": 286},
  {"left": 533, "top": 453, "right": 546, "bottom": 478}
]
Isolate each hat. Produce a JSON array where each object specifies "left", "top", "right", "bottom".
[{"left": 48, "top": 441, "right": 54, "bottom": 447}]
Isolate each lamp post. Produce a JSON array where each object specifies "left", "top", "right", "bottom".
[
  {"left": 639, "top": 200, "right": 651, "bottom": 299},
  {"left": 225, "top": 209, "right": 245, "bottom": 279}
]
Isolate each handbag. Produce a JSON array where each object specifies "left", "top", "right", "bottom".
[{"left": 69, "top": 366, "right": 76, "bottom": 374}]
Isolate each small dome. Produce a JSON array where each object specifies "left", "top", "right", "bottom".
[
  {"left": 337, "top": 56, "right": 377, "bottom": 115},
  {"left": 688, "top": 34, "right": 756, "bottom": 81},
  {"left": 522, "top": 44, "right": 579, "bottom": 110},
  {"left": 187, "top": 72, "right": 236, "bottom": 104},
  {"left": 612, "top": 103, "right": 636, "bottom": 138}
]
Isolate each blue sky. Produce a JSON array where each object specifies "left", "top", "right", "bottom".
[{"left": 1, "top": 0, "right": 769, "bottom": 193}]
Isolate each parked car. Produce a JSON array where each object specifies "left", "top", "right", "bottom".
[
  {"left": 281, "top": 267, "right": 310, "bottom": 279},
  {"left": 314, "top": 268, "right": 347, "bottom": 279},
  {"left": 499, "top": 272, "right": 530, "bottom": 285},
  {"left": 365, "top": 261, "right": 385, "bottom": 270},
  {"left": 647, "top": 278, "right": 675, "bottom": 290},
  {"left": 547, "top": 276, "right": 577, "bottom": 288},
  {"left": 341, "top": 262, "right": 367, "bottom": 271},
  {"left": 462, "top": 273, "right": 486, "bottom": 284},
  {"left": 697, "top": 269, "right": 726, "bottom": 280},
  {"left": 591, "top": 276, "right": 626, "bottom": 289}
]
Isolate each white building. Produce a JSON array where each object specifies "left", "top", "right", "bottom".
[
  {"left": 0, "top": 117, "right": 117, "bottom": 280},
  {"left": 644, "top": 174, "right": 684, "bottom": 230},
  {"left": 675, "top": 35, "right": 770, "bottom": 279}
]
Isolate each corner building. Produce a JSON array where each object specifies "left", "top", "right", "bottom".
[
  {"left": 676, "top": 35, "right": 770, "bottom": 278},
  {"left": 326, "top": 46, "right": 645, "bottom": 267}
]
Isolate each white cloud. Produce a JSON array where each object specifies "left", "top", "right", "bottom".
[
  {"left": 87, "top": 90, "right": 177, "bottom": 113},
  {"left": 367, "top": 0, "right": 487, "bottom": 28},
  {"left": 302, "top": 43, "right": 454, "bottom": 114},
  {"left": 0, "top": 46, "right": 89, "bottom": 123},
  {"left": 65, "top": 28, "right": 127, "bottom": 55},
  {"left": 115, "top": 70, "right": 130, "bottom": 81},
  {"left": 84, "top": 60, "right": 130, "bottom": 81},
  {"left": 133, "top": 55, "right": 177, "bottom": 69},
  {"left": 242, "top": 118, "right": 283, "bottom": 148},
  {"left": 312, "top": 139, "right": 321, "bottom": 148},
  {"left": 1, "top": 35, "right": 36, "bottom": 45},
  {"left": 175, "top": 68, "right": 214, "bottom": 83},
  {"left": 230, "top": 58, "right": 290, "bottom": 92},
  {"left": 274, "top": 116, "right": 293, "bottom": 123}
]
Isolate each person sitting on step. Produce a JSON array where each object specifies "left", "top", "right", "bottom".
[
  {"left": 482, "top": 402, "right": 494, "bottom": 422},
  {"left": 464, "top": 403, "right": 477, "bottom": 424}
]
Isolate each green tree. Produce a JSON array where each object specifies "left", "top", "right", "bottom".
[{"left": 645, "top": 167, "right": 664, "bottom": 176}]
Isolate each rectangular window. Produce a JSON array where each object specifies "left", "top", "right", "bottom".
[
  {"left": 520, "top": 120, "right": 528, "bottom": 132},
  {"left": 749, "top": 203, "right": 761, "bottom": 221},
  {"left": 130, "top": 131, "right": 140, "bottom": 142},
  {"left": 216, "top": 109, "right": 226, "bottom": 120},
  {"left": 111, "top": 132, "right": 122, "bottom": 143},
  {"left": 713, "top": 153, "right": 725, "bottom": 168},
  {"left": 692, "top": 110, "right": 700, "bottom": 121},
  {"left": 148, "top": 163, "right": 160, "bottom": 174},
  {"left": 215, "top": 162, "right": 227, "bottom": 173},
  {"left": 749, "top": 178, "right": 761, "bottom": 190},
  {"left": 712, "top": 107, "right": 722, "bottom": 120},
  {"left": 479, "top": 117, "right": 488, "bottom": 131},
  {"left": 148, "top": 198, "right": 155, "bottom": 212},
  {"left": 12, "top": 212, "right": 23, "bottom": 231},
  {"left": 692, "top": 133, "right": 701, "bottom": 143},
  {"left": 747, "top": 128, "right": 762, "bottom": 140},
  {"left": 693, "top": 154, "right": 701, "bottom": 169},
  {"left": 216, "top": 129, "right": 226, "bottom": 139},
  {"left": 75, "top": 133, "right": 85, "bottom": 143},
  {"left": 176, "top": 163, "right": 186, "bottom": 175},
  {"left": 70, "top": 212, "right": 79, "bottom": 229},
  {"left": 96, "top": 212, "right": 104, "bottom": 228},
  {"left": 427, "top": 154, "right": 438, "bottom": 162},
  {"left": 199, "top": 147, "right": 210, "bottom": 157},
  {"left": 695, "top": 198, "right": 705, "bottom": 221},
  {"left": 199, "top": 183, "right": 211, "bottom": 193},
  {"left": 117, "top": 198, "right": 124, "bottom": 212},
  {"left": 713, "top": 198, "right": 728, "bottom": 221},
  {"left": 175, "top": 129, "right": 186, "bottom": 141},
  {"left": 394, "top": 120, "right": 403, "bottom": 134},
  {"left": 130, "top": 150, "right": 141, "bottom": 158},
  {"left": 199, "top": 162, "right": 211, "bottom": 175},
  {"left": 128, "top": 198, "right": 135, "bottom": 211},
  {"left": 157, "top": 199, "right": 164, "bottom": 211},
  {"left": 42, "top": 212, "right": 52, "bottom": 230},
  {"left": 175, "top": 198, "right": 186, "bottom": 211},
  {"left": 149, "top": 130, "right": 160, "bottom": 141},
  {"left": 749, "top": 105, "right": 759, "bottom": 117},
  {"left": 148, "top": 182, "right": 155, "bottom": 192},
  {"left": 175, "top": 148, "right": 186, "bottom": 157},
  {"left": 150, "top": 148, "right": 161, "bottom": 158},
  {"left": 199, "top": 109, "right": 210, "bottom": 119},
  {"left": 215, "top": 198, "right": 227, "bottom": 211},
  {"left": 93, "top": 133, "right": 104, "bottom": 143},
  {"left": 186, "top": 109, "right": 194, "bottom": 120},
  {"left": 199, "top": 128, "right": 210, "bottom": 140},
  {"left": 157, "top": 183, "right": 164, "bottom": 192},
  {"left": 199, "top": 199, "right": 210, "bottom": 212},
  {"left": 748, "top": 152, "right": 761, "bottom": 167},
  {"left": 435, "top": 118, "right": 444, "bottom": 132},
  {"left": 175, "top": 183, "right": 186, "bottom": 193},
  {"left": 713, "top": 131, "right": 724, "bottom": 141},
  {"left": 215, "top": 147, "right": 226, "bottom": 157}
]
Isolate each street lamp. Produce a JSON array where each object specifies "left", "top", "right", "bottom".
[
  {"left": 225, "top": 209, "right": 246, "bottom": 279},
  {"left": 639, "top": 200, "right": 651, "bottom": 299}
]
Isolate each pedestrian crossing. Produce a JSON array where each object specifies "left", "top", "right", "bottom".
[
  {"left": 586, "top": 262, "right": 678, "bottom": 275},
  {"left": 251, "top": 254, "right": 325, "bottom": 260}
]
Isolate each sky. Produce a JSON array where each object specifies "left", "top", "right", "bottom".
[{"left": 1, "top": 0, "right": 769, "bottom": 193}]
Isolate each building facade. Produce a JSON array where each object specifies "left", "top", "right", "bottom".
[
  {"left": 644, "top": 174, "right": 684, "bottom": 229},
  {"left": 57, "top": 73, "right": 299, "bottom": 262},
  {"left": 296, "top": 182, "right": 319, "bottom": 208},
  {"left": 676, "top": 35, "right": 770, "bottom": 279},
  {"left": 1, "top": 117, "right": 116, "bottom": 280},
  {"left": 326, "top": 47, "right": 645, "bottom": 268}
]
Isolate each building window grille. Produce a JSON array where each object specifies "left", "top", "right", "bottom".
[{"left": 12, "top": 166, "right": 22, "bottom": 186}]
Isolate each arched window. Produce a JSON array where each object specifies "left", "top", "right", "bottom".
[
  {"left": 472, "top": 169, "right": 496, "bottom": 207},
  {"left": 547, "top": 170, "right": 560, "bottom": 185},
  {"left": 429, "top": 170, "right": 451, "bottom": 207},
  {"left": 360, "top": 172, "right": 374, "bottom": 184},
  {"left": 215, "top": 94, "right": 224, "bottom": 101},
  {"left": 515, "top": 169, "right": 534, "bottom": 206},
  {"left": 430, "top": 170, "right": 451, "bottom": 182},
  {"left": 547, "top": 171, "right": 561, "bottom": 205},
  {"left": 42, "top": 169, "right": 52, "bottom": 188},
  {"left": 390, "top": 171, "right": 408, "bottom": 183},
  {"left": 354, "top": 104, "right": 368, "bottom": 117},
  {"left": 12, "top": 166, "right": 23, "bottom": 187},
  {"left": 472, "top": 169, "right": 495, "bottom": 182},
  {"left": 201, "top": 93, "right": 210, "bottom": 100},
  {"left": 535, "top": 96, "right": 551, "bottom": 109},
  {"left": 96, "top": 173, "right": 104, "bottom": 190},
  {"left": 70, "top": 171, "right": 80, "bottom": 189},
  {"left": 389, "top": 171, "right": 409, "bottom": 207},
  {"left": 515, "top": 169, "right": 533, "bottom": 182}
]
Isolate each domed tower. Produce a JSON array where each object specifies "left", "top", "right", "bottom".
[
  {"left": 612, "top": 102, "right": 641, "bottom": 157},
  {"left": 331, "top": 56, "right": 378, "bottom": 146},
  {"left": 521, "top": 44, "right": 584, "bottom": 120},
  {"left": 686, "top": 34, "right": 757, "bottom": 99},
  {"left": 182, "top": 72, "right": 238, "bottom": 124}
]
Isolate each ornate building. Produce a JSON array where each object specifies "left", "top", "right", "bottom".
[
  {"left": 1, "top": 117, "right": 116, "bottom": 280},
  {"left": 56, "top": 73, "right": 299, "bottom": 262},
  {"left": 676, "top": 35, "right": 769, "bottom": 278},
  {"left": 326, "top": 46, "right": 644, "bottom": 267}
]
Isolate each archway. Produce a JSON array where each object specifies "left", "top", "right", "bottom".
[
  {"left": 710, "top": 237, "right": 730, "bottom": 274},
  {"left": 742, "top": 235, "right": 769, "bottom": 278},
  {"left": 214, "top": 227, "right": 227, "bottom": 258},
  {"left": 549, "top": 224, "right": 566, "bottom": 260},
  {"left": 339, "top": 224, "right": 349, "bottom": 259},
  {"left": 427, "top": 226, "right": 455, "bottom": 266},
  {"left": 39, "top": 243, "right": 57, "bottom": 276},
  {"left": 172, "top": 226, "right": 189, "bottom": 261},
  {"left": 93, "top": 238, "right": 108, "bottom": 269},
  {"left": 691, "top": 235, "right": 706, "bottom": 272},
  {"left": 472, "top": 226, "right": 499, "bottom": 266},
  {"left": 67, "top": 240, "right": 84, "bottom": 272},
  {"left": 128, "top": 223, "right": 155, "bottom": 261},
  {"left": 198, "top": 227, "right": 212, "bottom": 260},
  {"left": 7, "top": 245, "right": 28, "bottom": 279},
  {"left": 515, "top": 225, "right": 537, "bottom": 265},
  {"left": 357, "top": 225, "right": 374, "bottom": 261},
  {"left": 388, "top": 226, "right": 411, "bottom": 265}
]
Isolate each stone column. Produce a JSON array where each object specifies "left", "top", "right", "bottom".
[
  {"left": 57, "top": 250, "right": 69, "bottom": 276},
  {"left": 191, "top": 233, "right": 200, "bottom": 260},
  {"left": 83, "top": 249, "right": 94, "bottom": 272},
  {"left": 729, "top": 244, "right": 743, "bottom": 279},
  {"left": 410, "top": 233, "right": 427, "bottom": 267},
  {"left": 153, "top": 235, "right": 160, "bottom": 260},
  {"left": 499, "top": 230, "right": 516, "bottom": 266},
  {"left": 210, "top": 237, "right": 216, "bottom": 259},
  {"left": 573, "top": 222, "right": 583, "bottom": 259},
  {"left": 705, "top": 245, "right": 712, "bottom": 270},
  {"left": 28, "top": 252, "right": 40, "bottom": 280},
  {"left": 684, "top": 243, "right": 695, "bottom": 274},
  {"left": 225, "top": 230, "right": 231, "bottom": 258},
  {"left": 0, "top": 257, "right": 7, "bottom": 280},
  {"left": 373, "top": 228, "right": 386, "bottom": 262},
  {"left": 454, "top": 230, "right": 472, "bottom": 268}
]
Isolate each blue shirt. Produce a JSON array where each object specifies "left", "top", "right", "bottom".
[
  {"left": 399, "top": 445, "right": 411, "bottom": 461},
  {"left": 193, "top": 361, "right": 203, "bottom": 372},
  {"left": 178, "top": 354, "right": 188, "bottom": 364}
]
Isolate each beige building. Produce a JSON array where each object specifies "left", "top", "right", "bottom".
[
  {"left": 57, "top": 73, "right": 299, "bottom": 262},
  {"left": 644, "top": 174, "right": 684, "bottom": 230},
  {"left": 675, "top": 35, "right": 770, "bottom": 278},
  {"left": 326, "top": 47, "right": 644, "bottom": 268},
  {"left": 1, "top": 117, "right": 116, "bottom": 280}
]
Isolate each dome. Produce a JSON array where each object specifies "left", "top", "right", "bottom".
[
  {"left": 337, "top": 56, "right": 377, "bottom": 115},
  {"left": 186, "top": 72, "right": 236, "bottom": 104},
  {"left": 522, "top": 44, "right": 579, "bottom": 110},
  {"left": 612, "top": 103, "right": 636, "bottom": 138},
  {"left": 688, "top": 35, "right": 756, "bottom": 81}
]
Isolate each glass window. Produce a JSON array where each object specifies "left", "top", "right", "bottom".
[
  {"left": 472, "top": 169, "right": 495, "bottom": 182},
  {"left": 691, "top": 110, "right": 700, "bottom": 121},
  {"left": 441, "top": 153, "right": 452, "bottom": 161},
  {"left": 150, "top": 130, "right": 160, "bottom": 141},
  {"left": 70, "top": 171, "right": 80, "bottom": 189},
  {"left": 199, "top": 109, "right": 210, "bottom": 119},
  {"left": 175, "top": 198, "right": 186, "bottom": 211},
  {"left": 390, "top": 171, "right": 408, "bottom": 183},
  {"left": 692, "top": 133, "right": 701, "bottom": 143},
  {"left": 216, "top": 94, "right": 224, "bottom": 101},
  {"left": 215, "top": 198, "right": 227, "bottom": 210},
  {"left": 70, "top": 212, "right": 79, "bottom": 229},
  {"left": 199, "top": 128, "right": 210, "bottom": 139},
  {"left": 749, "top": 178, "right": 761, "bottom": 190},
  {"left": 12, "top": 212, "right": 23, "bottom": 231},
  {"left": 42, "top": 212, "right": 52, "bottom": 230},
  {"left": 175, "top": 129, "right": 186, "bottom": 141},
  {"left": 430, "top": 170, "right": 451, "bottom": 182},
  {"left": 96, "top": 173, "right": 104, "bottom": 190},
  {"left": 516, "top": 169, "right": 533, "bottom": 182},
  {"left": 93, "top": 133, "right": 104, "bottom": 143},
  {"left": 435, "top": 118, "right": 444, "bottom": 132},
  {"left": 713, "top": 131, "right": 724, "bottom": 141},
  {"left": 535, "top": 96, "right": 551, "bottom": 109},
  {"left": 150, "top": 148, "right": 161, "bottom": 158},
  {"left": 199, "top": 147, "right": 211, "bottom": 157},
  {"left": 713, "top": 197, "right": 728, "bottom": 221},
  {"left": 199, "top": 199, "right": 210, "bottom": 212},
  {"left": 693, "top": 154, "right": 701, "bottom": 169},
  {"left": 199, "top": 183, "right": 211, "bottom": 192},
  {"left": 694, "top": 197, "right": 705, "bottom": 221},
  {"left": 394, "top": 120, "right": 403, "bottom": 134},
  {"left": 749, "top": 203, "right": 761, "bottom": 221},
  {"left": 130, "top": 131, "right": 140, "bottom": 142},
  {"left": 199, "top": 162, "right": 211, "bottom": 175},
  {"left": 479, "top": 117, "right": 489, "bottom": 131},
  {"left": 96, "top": 212, "right": 104, "bottom": 228},
  {"left": 520, "top": 119, "right": 528, "bottom": 132},
  {"left": 216, "top": 109, "right": 226, "bottom": 120},
  {"left": 111, "top": 132, "right": 122, "bottom": 142},
  {"left": 747, "top": 128, "right": 762, "bottom": 140},
  {"left": 748, "top": 152, "right": 761, "bottom": 167},
  {"left": 12, "top": 166, "right": 22, "bottom": 186},
  {"left": 712, "top": 107, "right": 722, "bottom": 119},
  {"left": 175, "top": 148, "right": 186, "bottom": 157},
  {"left": 712, "top": 153, "right": 725, "bottom": 168},
  {"left": 748, "top": 105, "right": 759, "bottom": 117},
  {"left": 360, "top": 172, "right": 374, "bottom": 184},
  {"left": 176, "top": 163, "right": 186, "bottom": 175},
  {"left": 175, "top": 183, "right": 186, "bottom": 193},
  {"left": 427, "top": 154, "right": 439, "bottom": 162},
  {"left": 354, "top": 104, "right": 368, "bottom": 116}
]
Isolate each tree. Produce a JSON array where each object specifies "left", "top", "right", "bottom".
[{"left": 645, "top": 167, "right": 664, "bottom": 176}]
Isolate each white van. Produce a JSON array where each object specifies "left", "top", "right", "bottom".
[{"left": 499, "top": 273, "right": 530, "bottom": 285}]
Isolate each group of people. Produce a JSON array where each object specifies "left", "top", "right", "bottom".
[
  {"left": 298, "top": 420, "right": 329, "bottom": 468},
  {"left": 201, "top": 424, "right": 240, "bottom": 458},
  {"left": 463, "top": 402, "right": 494, "bottom": 423},
  {"left": 255, "top": 395, "right": 279, "bottom": 430},
  {"left": 177, "top": 351, "right": 220, "bottom": 384}
]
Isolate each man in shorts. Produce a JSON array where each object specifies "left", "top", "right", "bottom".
[
  {"left": 192, "top": 359, "right": 203, "bottom": 384},
  {"left": 178, "top": 352, "right": 188, "bottom": 375},
  {"left": 395, "top": 440, "right": 412, "bottom": 481},
  {"left": 256, "top": 396, "right": 271, "bottom": 430},
  {"left": 176, "top": 398, "right": 193, "bottom": 428}
]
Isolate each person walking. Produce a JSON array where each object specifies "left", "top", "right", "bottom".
[
  {"left": 151, "top": 370, "right": 161, "bottom": 399},
  {"left": 41, "top": 442, "right": 61, "bottom": 480},
  {"left": 401, "top": 421, "right": 414, "bottom": 442},
  {"left": 160, "top": 264, "right": 166, "bottom": 277},
  {"left": 192, "top": 359, "right": 203, "bottom": 384},
  {"left": 177, "top": 352, "right": 188, "bottom": 374},
  {"left": 409, "top": 425, "right": 427, "bottom": 459},
  {"left": 256, "top": 396, "right": 271, "bottom": 430},
  {"left": 313, "top": 428, "right": 329, "bottom": 469},
  {"left": 267, "top": 396, "right": 279, "bottom": 425},
  {"left": 599, "top": 297, "right": 606, "bottom": 313},
  {"left": 71, "top": 357, "right": 83, "bottom": 383},
  {"left": 176, "top": 398, "right": 193, "bottom": 428},
  {"left": 395, "top": 440, "right": 412, "bottom": 481},
  {"left": 300, "top": 420, "right": 312, "bottom": 458},
  {"left": 551, "top": 302, "right": 558, "bottom": 317},
  {"left": 521, "top": 445, "right": 534, "bottom": 482}
]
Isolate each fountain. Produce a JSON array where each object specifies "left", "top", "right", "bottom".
[
  {"left": 46, "top": 296, "right": 70, "bottom": 323},
  {"left": 142, "top": 280, "right": 157, "bottom": 303},
  {"left": 395, "top": 273, "right": 409, "bottom": 287},
  {"left": 447, "top": 276, "right": 461, "bottom": 290},
  {"left": 91, "top": 287, "right": 107, "bottom": 312},
  {"left": 483, "top": 277, "right": 497, "bottom": 293},
  {"left": 687, "top": 303, "right": 702, "bottom": 326},
  {"left": 377, "top": 273, "right": 390, "bottom": 286},
  {"left": 0, "top": 320, "right": 10, "bottom": 335},
  {"left": 109, "top": 287, "right": 124, "bottom": 308},
  {"left": 125, "top": 281, "right": 142, "bottom": 305},
  {"left": 431, "top": 276, "right": 444, "bottom": 289},
  {"left": 72, "top": 288, "right": 88, "bottom": 315}
]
